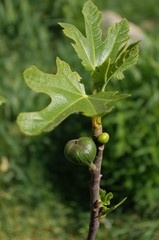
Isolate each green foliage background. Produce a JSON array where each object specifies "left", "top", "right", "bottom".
[{"left": 0, "top": 0, "right": 159, "bottom": 239}]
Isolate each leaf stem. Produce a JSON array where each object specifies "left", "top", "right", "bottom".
[{"left": 87, "top": 117, "right": 104, "bottom": 240}]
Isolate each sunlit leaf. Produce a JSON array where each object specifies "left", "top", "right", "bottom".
[
  {"left": 17, "top": 58, "right": 129, "bottom": 136},
  {"left": 92, "top": 41, "right": 140, "bottom": 91},
  {"left": 60, "top": 0, "right": 139, "bottom": 93},
  {"left": 59, "top": 2, "right": 129, "bottom": 71},
  {"left": 104, "top": 19, "right": 129, "bottom": 63},
  {"left": 108, "top": 41, "right": 140, "bottom": 80}
]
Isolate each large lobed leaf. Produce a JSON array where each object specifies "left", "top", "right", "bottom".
[
  {"left": 17, "top": 1, "right": 140, "bottom": 136},
  {"left": 60, "top": 0, "right": 140, "bottom": 92},
  {"left": 59, "top": 1, "right": 130, "bottom": 71},
  {"left": 17, "top": 58, "right": 129, "bottom": 136}
]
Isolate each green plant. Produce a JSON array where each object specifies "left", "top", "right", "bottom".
[{"left": 17, "top": 1, "right": 139, "bottom": 239}]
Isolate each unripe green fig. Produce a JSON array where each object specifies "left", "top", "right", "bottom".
[
  {"left": 64, "top": 137, "right": 97, "bottom": 167},
  {"left": 97, "top": 132, "right": 109, "bottom": 144}
]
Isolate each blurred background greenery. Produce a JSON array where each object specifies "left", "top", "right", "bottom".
[{"left": 0, "top": 0, "right": 159, "bottom": 239}]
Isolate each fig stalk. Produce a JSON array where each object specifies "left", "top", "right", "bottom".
[{"left": 87, "top": 117, "right": 104, "bottom": 240}]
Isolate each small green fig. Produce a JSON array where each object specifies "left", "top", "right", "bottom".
[
  {"left": 64, "top": 137, "right": 97, "bottom": 168},
  {"left": 97, "top": 132, "right": 109, "bottom": 144}
]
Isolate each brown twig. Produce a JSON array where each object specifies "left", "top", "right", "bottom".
[{"left": 87, "top": 117, "right": 105, "bottom": 240}]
